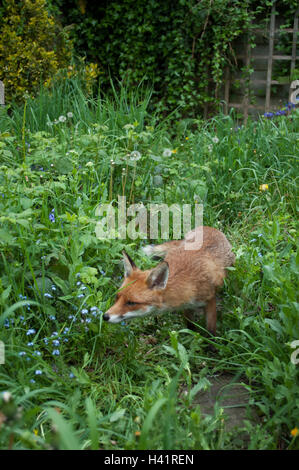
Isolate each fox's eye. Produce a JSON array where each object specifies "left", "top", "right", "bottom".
[{"left": 126, "top": 301, "right": 137, "bottom": 306}]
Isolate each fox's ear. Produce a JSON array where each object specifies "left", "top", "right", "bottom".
[
  {"left": 147, "top": 261, "right": 169, "bottom": 290},
  {"left": 122, "top": 250, "right": 137, "bottom": 277}
]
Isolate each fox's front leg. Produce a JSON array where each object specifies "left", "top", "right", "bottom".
[{"left": 205, "top": 296, "right": 217, "bottom": 336}]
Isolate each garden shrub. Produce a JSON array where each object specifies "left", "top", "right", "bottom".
[{"left": 0, "top": 0, "right": 73, "bottom": 102}]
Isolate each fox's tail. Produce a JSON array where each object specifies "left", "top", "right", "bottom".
[{"left": 142, "top": 240, "right": 183, "bottom": 258}]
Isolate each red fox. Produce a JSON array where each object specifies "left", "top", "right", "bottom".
[{"left": 103, "top": 226, "right": 235, "bottom": 335}]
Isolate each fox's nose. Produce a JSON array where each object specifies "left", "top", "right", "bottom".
[{"left": 103, "top": 313, "right": 110, "bottom": 321}]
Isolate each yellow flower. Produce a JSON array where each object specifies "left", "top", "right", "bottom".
[
  {"left": 33, "top": 429, "right": 38, "bottom": 436},
  {"left": 259, "top": 184, "right": 269, "bottom": 191},
  {"left": 171, "top": 148, "right": 178, "bottom": 154},
  {"left": 185, "top": 137, "right": 189, "bottom": 140},
  {"left": 291, "top": 427, "right": 299, "bottom": 437}
]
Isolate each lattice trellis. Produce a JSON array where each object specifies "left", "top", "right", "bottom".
[{"left": 224, "top": 4, "right": 299, "bottom": 122}]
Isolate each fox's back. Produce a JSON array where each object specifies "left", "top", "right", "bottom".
[
  {"left": 183, "top": 226, "right": 235, "bottom": 267},
  {"left": 156, "top": 226, "right": 235, "bottom": 266},
  {"left": 158, "top": 227, "right": 235, "bottom": 306}
]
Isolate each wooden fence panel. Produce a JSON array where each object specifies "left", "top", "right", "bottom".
[{"left": 0, "top": 81, "right": 4, "bottom": 106}]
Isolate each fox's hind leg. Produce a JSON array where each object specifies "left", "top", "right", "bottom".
[
  {"left": 183, "top": 307, "right": 205, "bottom": 331},
  {"left": 183, "top": 309, "right": 197, "bottom": 330}
]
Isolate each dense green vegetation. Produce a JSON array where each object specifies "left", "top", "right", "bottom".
[
  {"left": 50, "top": 0, "right": 298, "bottom": 119},
  {"left": 0, "top": 79, "right": 298, "bottom": 449},
  {"left": 1, "top": 0, "right": 298, "bottom": 116}
]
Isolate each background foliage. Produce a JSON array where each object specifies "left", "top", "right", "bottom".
[
  {"left": 49, "top": 0, "right": 299, "bottom": 118},
  {"left": 1, "top": 0, "right": 298, "bottom": 116}
]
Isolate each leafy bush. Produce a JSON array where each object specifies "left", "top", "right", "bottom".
[{"left": 0, "top": 0, "right": 72, "bottom": 102}]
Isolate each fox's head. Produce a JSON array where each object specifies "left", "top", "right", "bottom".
[{"left": 103, "top": 251, "right": 169, "bottom": 323}]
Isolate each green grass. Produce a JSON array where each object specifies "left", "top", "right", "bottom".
[{"left": 0, "top": 78, "right": 298, "bottom": 449}]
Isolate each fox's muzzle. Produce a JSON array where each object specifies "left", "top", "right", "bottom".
[{"left": 102, "top": 312, "right": 123, "bottom": 323}]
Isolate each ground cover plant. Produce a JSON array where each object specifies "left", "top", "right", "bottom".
[{"left": 0, "top": 78, "right": 298, "bottom": 450}]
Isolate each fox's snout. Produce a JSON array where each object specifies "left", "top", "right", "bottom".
[
  {"left": 102, "top": 312, "right": 125, "bottom": 323},
  {"left": 103, "top": 304, "right": 155, "bottom": 323},
  {"left": 102, "top": 311, "right": 123, "bottom": 323}
]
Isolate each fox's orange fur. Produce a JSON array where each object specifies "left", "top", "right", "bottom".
[{"left": 103, "top": 226, "right": 235, "bottom": 335}]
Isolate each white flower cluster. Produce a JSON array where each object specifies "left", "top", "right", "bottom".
[{"left": 47, "top": 112, "right": 74, "bottom": 126}]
